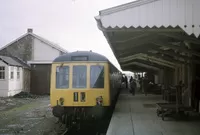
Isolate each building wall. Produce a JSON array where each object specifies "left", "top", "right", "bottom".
[
  {"left": 0, "top": 35, "right": 33, "bottom": 62},
  {"left": 0, "top": 34, "right": 63, "bottom": 62},
  {"left": 8, "top": 66, "right": 23, "bottom": 96},
  {"left": 33, "top": 38, "right": 60, "bottom": 61},
  {"left": 0, "top": 33, "right": 65, "bottom": 95},
  {"left": 0, "top": 61, "right": 9, "bottom": 97}
]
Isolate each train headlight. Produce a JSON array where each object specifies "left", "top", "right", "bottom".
[
  {"left": 59, "top": 97, "right": 64, "bottom": 105},
  {"left": 96, "top": 96, "right": 103, "bottom": 106}
]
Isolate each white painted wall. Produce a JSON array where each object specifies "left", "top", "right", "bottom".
[
  {"left": 0, "top": 60, "right": 9, "bottom": 97},
  {"left": 8, "top": 66, "right": 23, "bottom": 96},
  {"left": 33, "top": 38, "right": 61, "bottom": 61}
]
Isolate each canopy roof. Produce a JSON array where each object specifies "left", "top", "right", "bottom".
[{"left": 96, "top": 0, "right": 200, "bottom": 72}]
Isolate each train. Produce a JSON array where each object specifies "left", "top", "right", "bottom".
[{"left": 50, "top": 51, "right": 122, "bottom": 128}]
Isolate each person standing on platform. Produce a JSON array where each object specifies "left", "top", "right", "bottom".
[
  {"left": 129, "top": 76, "right": 133, "bottom": 83},
  {"left": 124, "top": 75, "right": 128, "bottom": 89},
  {"left": 143, "top": 74, "right": 149, "bottom": 96},
  {"left": 138, "top": 75, "right": 142, "bottom": 92},
  {"left": 129, "top": 77, "right": 136, "bottom": 95},
  {"left": 121, "top": 75, "right": 125, "bottom": 88},
  {"left": 129, "top": 76, "right": 133, "bottom": 93},
  {"left": 192, "top": 76, "right": 200, "bottom": 112}
]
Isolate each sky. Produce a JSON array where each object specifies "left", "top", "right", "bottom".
[{"left": 0, "top": 0, "right": 135, "bottom": 71}]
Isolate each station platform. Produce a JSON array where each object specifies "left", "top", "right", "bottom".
[{"left": 106, "top": 89, "right": 200, "bottom": 135}]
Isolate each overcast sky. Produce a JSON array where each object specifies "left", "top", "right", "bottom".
[{"left": 0, "top": 0, "right": 135, "bottom": 71}]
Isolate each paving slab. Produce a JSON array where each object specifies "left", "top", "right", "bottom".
[{"left": 106, "top": 90, "right": 200, "bottom": 135}]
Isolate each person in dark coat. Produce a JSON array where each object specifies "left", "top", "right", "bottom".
[
  {"left": 121, "top": 76, "right": 125, "bottom": 88},
  {"left": 138, "top": 75, "right": 142, "bottom": 92},
  {"left": 143, "top": 75, "right": 149, "bottom": 96},
  {"left": 129, "top": 77, "right": 136, "bottom": 95},
  {"left": 192, "top": 76, "right": 200, "bottom": 112},
  {"left": 124, "top": 75, "right": 128, "bottom": 88},
  {"left": 129, "top": 76, "right": 133, "bottom": 93},
  {"left": 129, "top": 76, "right": 133, "bottom": 83}
]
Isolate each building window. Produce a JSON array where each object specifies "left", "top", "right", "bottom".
[
  {"left": 73, "top": 65, "right": 87, "bottom": 88},
  {"left": 10, "top": 66, "right": 14, "bottom": 79},
  {"left": 0, "top": 66, "right": 5, "bottom": 79},
  {"left": 90, "top": 65, "right": 104, "bottom": 88},
  {"left": 17, "top": 67, "right": 20, "bottom": 79},
  {"left": 56, "top": 66, "right": 69, "bottom": 89}
]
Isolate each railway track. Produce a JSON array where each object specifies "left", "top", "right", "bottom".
[
  {"left": 54, "top": 117, "right": 107, "bottom": 135},
  {"left": 53, "top": 106, "right": 114, "bottom": 135}
]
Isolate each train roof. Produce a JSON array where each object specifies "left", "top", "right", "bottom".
[{"left": 53, "top": 51, "right": 108, "bottom": 62}]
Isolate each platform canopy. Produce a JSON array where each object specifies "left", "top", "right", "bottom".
[{"left": 95, "top": 0, "right": 200, "bottom": 72}]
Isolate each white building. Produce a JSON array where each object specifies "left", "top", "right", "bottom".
[
  {"left": 0, "top": 28, "right": 67, "bottom": 95},
  {"left": 0, "top": 56, "right": 28, "bottom": 97}
]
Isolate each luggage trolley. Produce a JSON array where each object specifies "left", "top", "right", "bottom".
[{"left": 156, "top": 84, "right": 194, "bottom": 121}]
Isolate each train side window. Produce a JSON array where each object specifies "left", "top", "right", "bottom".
[
  {"left": 90, "top": 65, "right": 104, "bottom": 88},
  {"left": 73, "top": 65, "right": 87, "bottom": 88},
  {"left": 56, "top": 66, "right": 69, "bottom": 89}
]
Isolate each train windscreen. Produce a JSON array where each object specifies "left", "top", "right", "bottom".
[
  {"left": 72, "top": 65, "right": 87, "bottom": 88},
  {"left": 56, "top": 66, "right": 69, "bottom": 89},
  {"left": 90, "top": 65, "right": 104, "bottom": 88}
]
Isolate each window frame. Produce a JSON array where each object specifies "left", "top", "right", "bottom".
[
  {"left": 10, "top": 66, "right": 14, "bottom": 80},
  {"left": 90, "top": 65, "right": 105, "bottom": 89},
  {"left": 56, "top": 65, "right": 70, "bottom": 89},
  {"left": 0, "top": 66, "right": 5, "bottom": 80},
  {"left": 72, "top": 65, "right": 87, "bottom": 89},
  {"left": 17, "top": 67, "right": 20, "bottom": 79}
]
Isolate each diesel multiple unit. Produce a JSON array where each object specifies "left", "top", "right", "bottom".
[{"left": 50, "top": 51, "right": 122, "bottom": 126}]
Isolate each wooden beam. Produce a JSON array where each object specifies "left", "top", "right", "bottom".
[
  {"left": 159, "top": 33, "right": 200, "bottom": 44},
  {"left": 150, "top": 49, "right": 200, "bottom": 64},
  {"left": 151, "top": 49, "right": 186, "bottom": 58},
  {"left": 109, "top": 32, "right": 149, "bottom": 43},
  {"left": 121, "top": 65, "right": 158, "bottom": 73},
  {"left": 121, "top": 58, "right": 174, "bottom": 69},
  {"left": 118, "top": 50, "right": 183, "bottom": 64},
  {"left": 122, "top": 61, "right": 160, "bottom": 71},
  {"left": 116, "top": 46, "right": 151, "bottom": 55},
  {"left": 121, "top": 59, "right": 166, "bottom": 69},
  {"left": 114, "top": 34, "right": 157, "bottom": 50},
  {"left": 152, "top": 41, "right": 200, "bottom": 57},
  {"left": 116, "top": 44, "right": 158, "bottom": 57},
  {"left": 119, "top": 54, "right": 176, "bottom": 68},
  {"left": 150, "top": 49, "right": 186, "bottom": 61},
  {"left": 119, "top": 53, "right": 176, "bottom": 66},
  {"left": 146, "top": 52, "right": 184, "bottom": 64}
]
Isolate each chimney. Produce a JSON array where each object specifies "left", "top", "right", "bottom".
[{"left": 27, "top": 28, "right": 33, "bottom": 33}]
